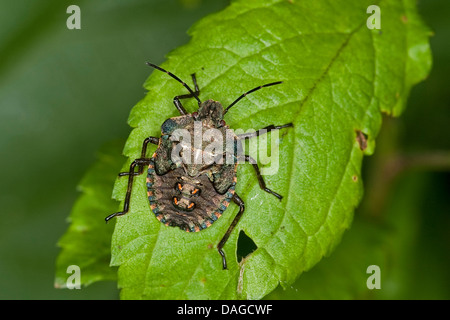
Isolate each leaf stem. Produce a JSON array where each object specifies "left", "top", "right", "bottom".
[{"left": 363, "top": 150, "right": 450, "bottom": 218}]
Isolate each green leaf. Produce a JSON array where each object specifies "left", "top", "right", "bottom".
[
  {"left": 54, "top": 140, "right": 124, "bottom": 288},
  {"left": 266, "top": 171, "right": 449, "bottom": 300},
  {"left": 265, "top": 215, "right": 389, "bottom": 299},
  {"left": 111, "top": 0, "right": 431, "bottom": 299}
]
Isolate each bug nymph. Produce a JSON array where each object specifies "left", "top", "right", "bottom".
[{"left": 106, "top": 62, "right": 292, "bottom": 270}]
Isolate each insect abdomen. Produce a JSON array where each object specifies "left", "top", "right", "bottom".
[{"left": 147, "top": 158, "right": 236, "bottom": 232}]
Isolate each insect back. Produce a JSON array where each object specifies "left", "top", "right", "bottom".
[
  {"left": 106, "top": 63, "right": 291, "bottom": 269},
  {"left": 147, "top": 100, "right": 240, "bottom": 233}
]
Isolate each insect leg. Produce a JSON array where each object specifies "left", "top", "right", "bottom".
[
  {"left": 118, "top": 136, "right": 159, "bottom": 176},
  {"left": 237, "top": 123, "right": 293, "bottom": 140},
  {"left": 218, "top": 193, "right": 245, "bottom": 270},
  {"left": 105, "top": 158, "right": 153, "bottom": 222},
  {"left": 175, "top": 73, "right": 200, "bottom": 98},
  {"left": 242, "top": 155, "right": 283, "bottom": 200},
  {"left": 173, "top": 73, "right": 201, "bottom": 115}
]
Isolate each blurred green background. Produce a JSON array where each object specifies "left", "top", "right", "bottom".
[{"left": 0, "top": 0, "right": 448, "bottom": 299}]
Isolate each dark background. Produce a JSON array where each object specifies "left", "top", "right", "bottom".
[{"left": 0, "top": 0, "right": 448, "bottom": 299}]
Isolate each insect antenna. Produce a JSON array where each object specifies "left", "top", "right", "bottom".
[
  {"left": 146, "top": 62, "right": 201, "bottom": 104},
  {"left": 223, "top": 81, "right": 283, "bottom": 115}
]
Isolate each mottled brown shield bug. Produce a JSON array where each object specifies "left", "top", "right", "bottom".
[{"left": 106, "top": 63, "right": 292, "bottom": 269}]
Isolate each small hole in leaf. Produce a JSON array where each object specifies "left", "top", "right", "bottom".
[
  {"left": 236, "top": 230, "right": 257, "bottom": 263},
  {"left": 355, "top": 130, "right": 368, "bottom": 151}
]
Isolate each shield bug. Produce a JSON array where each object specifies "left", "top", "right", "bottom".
[{"left": 106, "top": 63, "right": 292, "bottom": 269}]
